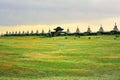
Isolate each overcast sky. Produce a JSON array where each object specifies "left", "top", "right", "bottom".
[
  {"left": 0, "top": 0, "right": 120, "bottom": 34},
  {"left": 0, "top": 0, "right": 120, "bottom": 26}
]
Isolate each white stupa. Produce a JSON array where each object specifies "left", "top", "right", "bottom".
[
  {"left": 98, "top": 25, "right": 104, "bottom": 32},
  {"left": 87, "top": 26, "right": 92, "bottom": 33},
  {"left": 76, "top": 27, "right": 80, "bottom": 33},
  {"left": 113, "top": 23, "right": 119, "bottom": 32}
]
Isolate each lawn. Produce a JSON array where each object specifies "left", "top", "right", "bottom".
[{"left": 0, "top": 35, "right": 120, "bottom": 80}]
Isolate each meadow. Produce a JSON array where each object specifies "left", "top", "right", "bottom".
[{"left": 0, "top": 35, "right": 120, "bottom": 80}]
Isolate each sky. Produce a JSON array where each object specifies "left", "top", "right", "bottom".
[{"left": 0, "top": 0, "right": 120, "bottom": 34}]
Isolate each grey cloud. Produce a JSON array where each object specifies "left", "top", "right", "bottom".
[{"left": 0, "top": 0, "right": 120, "bottom": 25}]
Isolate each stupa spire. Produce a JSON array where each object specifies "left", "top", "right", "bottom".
[
  {"left": 113, "top": 22, "right": 119, "bottom": 32},
  {"left": 41, "top": 29, "right": 44, "bottom": 34},
  {"left": 48, "top": 28, "right": 51, "bottom": 34},
  {"left": 98, "top": 25, "right": 104, "bottom": 32},
  {"left": 67, "top": 28, "right": 70, "bottom": 34},
  {"left": 76, "top": 27, "right": 80, "bottom": 33},
  {"left": 87, "top": 26, "right": 92, "bottom": 33}
]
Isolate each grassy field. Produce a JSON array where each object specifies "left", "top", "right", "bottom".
[{"left": 0, "top": 35, "right": 120, "bottom": 80}]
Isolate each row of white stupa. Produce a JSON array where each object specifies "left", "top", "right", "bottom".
[
  {"left": 71, "top": 23, "right": 119, "bottom": 33},
  {"left": 5, "top": 23, "right": 119, "bottom": 34},
  {"left": 64, "top": 23, "right": 119, "bottom": 33}
]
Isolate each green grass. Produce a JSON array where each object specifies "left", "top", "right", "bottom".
[{"left": 0, "top": 35, "right": 120, "bottom": 80}]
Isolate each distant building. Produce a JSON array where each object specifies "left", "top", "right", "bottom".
[
  {"left": 22, "top": 31, "right": 25, "bottom": 34},
  {"left": 41, "top": 29, "right": 45, "bottom": 34},
  {"left": 9, "top": 32, "right": 11, "bottom": 35},
  {"left": 84, "top": 26, "right": 92, "bottom": 35},
  {"left": 3, "top": 23, "right": 120, "bottom": 36},
  {"left": 36, "top": 30, "right": 39, "bottom": 34},
  {"left": 12, "top": 31, "right": 14, "bottom": 34},
  {"left": 31, "top": 30, "right": 34, "bottom": 34},
  {"left": 110, "top": 23, "right": 119, "bottom": 34},
  {"left": 51, "top": 26, "right": 66, "bottom": 36},
  {"left": 98, "top": 25, "right": 104, "bottom": 33},
  {"left": 87, "top": 26, "right": 92, "bottom": 33},
  {"left": 112, "top": 23, "right": 119, "bottom": 32},
  {"left": 75, "top": 27, "right": 80, "bottom": 33},
  {"left": 26, "top": 31, "right": 29, "bottom": 34},
  {"left": 67, "top": 28, "right": 70, "bottom": 34},
  {"left": 6, "top": 31, "right": 9, "bottom": 35},
  {"left": 15, "top": 31, "right": 18, "bottom": 34},
  {"left": 18, "top": 31, "right": 21, "bottom": 34},
  {"left": 48, "top": 28, "right": 51, "bottom": 34}
]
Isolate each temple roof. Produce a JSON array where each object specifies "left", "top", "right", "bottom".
[{"left": 54, "top": 27, "right": 64, "bottom": 31}]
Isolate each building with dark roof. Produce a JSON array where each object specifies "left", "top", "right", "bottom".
[{"left": 51, "top": 26, "right": 67, "bottom": 36}]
